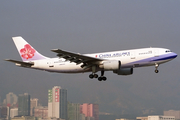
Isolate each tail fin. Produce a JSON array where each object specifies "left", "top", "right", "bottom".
[{"left": 12, "top": 36, "right": 49, "bottom": 61}]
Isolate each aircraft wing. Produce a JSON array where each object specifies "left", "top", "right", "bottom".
[
  {"left": 51, "top": 49, "right": 103, "bottom": 67},
  {"left": 5, "top": 59, "right": 34, "bottom": 67}
]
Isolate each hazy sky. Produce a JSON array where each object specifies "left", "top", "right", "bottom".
[{"left": 0, "top": 0, "right": 180, "bottom": 117}]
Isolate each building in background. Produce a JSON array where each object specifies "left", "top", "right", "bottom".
[
  {"left": 164, "top": 110, "right": 180, "bottom": 120},
  {"left": 80, "top": 103, "right": 99, "bottom": 120},
  {"left": 148, "top": 116, "right": 175, "bottom": 120},
  {"left": 137, "top": 116, "right": 175, "bottom": 120},
  {"left": 48, "top": 86, "right": 67, "bottom": 120},
  {"left": 136, "top": 117, "right": 148, "bottom": 120},
  {"left": 79, "top": 113, "right": 86, "bottom": 120},
  {"left": 48, "top": 89, "right": 52, "bottom": 118},
  {"left": 11, "top": 116, "right": 36, "bottom": 120},
  {"left": 68, "top": 102, "right": 80, "bottom": 120},
  {"left": 116, "top": 119, "right": 134, "bottom": 120},
  {"left": 18, "top": 93, "right": 30, "bottom": 116},
  {"left": 0, "top": 107, "right": 7, "bottom": 118},
  {"left": 34, "top": 106, "right": 48, "bottom": 119},
  {"left": 0, "top": 96, "right": 1, "bottom": 106},
  {"left": 4, "top": 93, "right": 18, "bottom": 107},
  {"left": 7, "top": 107, "right": 10, "bottom": 120},
  {"left": 10, "top": 108, "right": 18, "bottom": 118},
  {"left": 30, "top": 98, "right": 38, "bottom": 116}
]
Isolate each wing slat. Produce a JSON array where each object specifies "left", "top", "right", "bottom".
[{"left": 51, "top": 49, "right": 102, "bottom": 65}]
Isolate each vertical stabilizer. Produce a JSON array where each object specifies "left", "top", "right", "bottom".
[{"left": 12, "top": 36, "right": 49, "bottom": 61}]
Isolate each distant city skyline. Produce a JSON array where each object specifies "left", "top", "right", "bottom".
[
  {"left": 1, "top": 91, "right": 180, "bottom": 120},
  {"left": 1, "top": 87, "right": 100, "bottom": 120}
]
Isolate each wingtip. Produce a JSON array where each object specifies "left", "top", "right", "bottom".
[
  {"left": 12, "top": 36, "right": 22, "bottom": 39},
  {"left": 51, "top": 49, "right": 61, "bottom": 52},
  {"left": 4, "top": 59, "right": 10, "bottom": 61}
]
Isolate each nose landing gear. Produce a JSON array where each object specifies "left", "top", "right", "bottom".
[{"left": 155, "top": 63, "right": 159, "bottom": 73}]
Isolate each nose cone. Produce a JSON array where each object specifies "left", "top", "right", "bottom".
[{"left": 172, "top": 52, "right": 178, "bottom": 59}]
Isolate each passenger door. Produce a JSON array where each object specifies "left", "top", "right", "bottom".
[
  {"left": 131, "top": 51, "right": 136, "bottom": 59},
  {"left": 48, "top": 60, "right": 54, "bottom": 67},
  {"left": 154, "top": 49, "right": 159, "bottom": 57}
]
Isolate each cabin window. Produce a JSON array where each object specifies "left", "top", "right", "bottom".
[{"left": 165, "top": 50, "right": 171, "bottom": 53}]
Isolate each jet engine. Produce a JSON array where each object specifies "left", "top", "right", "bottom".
[
  {"left": 113, "top": 68, "right": 133, "bottom": 75},
  {"left": 99, "top": 60, "right": 121, "bottom": 70}
]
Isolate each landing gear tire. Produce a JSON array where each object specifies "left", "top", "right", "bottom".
[
  {"left": 102, "top": 77, "right": 107, "bottom": 81},
  {"left": 89, "top": 70, "right": 107, "bottom": 81},
  {"left": 97, "top": 71, "right": 107, "bottom": 81},
  {"left": 89, "top": 74, "right": 98, "bottom": 79},
  {"left": 89, "top": 74, "right": 94, "bottom": 79},
  {"left": 155, "top": 70, "right": 159, "bottom": 73},
  {"left": 98, "top": 76, "right": 107, "bottom": 81},
  {"left": 94, "top": 74, "right": 98, "bottom": 78},
  {"left": 98, "top": 77, "right": 102, "bottom": 81}
]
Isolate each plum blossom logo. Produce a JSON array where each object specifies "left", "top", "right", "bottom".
[{"left": 20, "top": 44, "right": 36, "bottom": 59}]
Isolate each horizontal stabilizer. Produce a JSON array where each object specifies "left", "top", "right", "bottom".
[{"left": 5, "top": 59, "right": 34, "bottom": 67}]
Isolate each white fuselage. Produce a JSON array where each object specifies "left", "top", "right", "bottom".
[{"left": 30, "top": 47, "right": 177, "bottom": 73}]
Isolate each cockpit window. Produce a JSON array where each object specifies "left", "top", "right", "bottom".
[{"left": 165, "top": 50, "right": 171, "bottom": 53}]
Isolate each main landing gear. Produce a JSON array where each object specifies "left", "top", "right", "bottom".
[
  {"left": 89, "top": 66, "right": 107, "bottom": 81},
  {"left": 89, "top": 71, "right": 107, "bottom": 81},
  {"left": 155, "top": 63, "right": 159, "bottom": 73},
  {"left": 89, "top": 73, "right": 98, "bottom": 79},
  {"left": 98, "top": 71, "right": 107, "bottom": 81}
]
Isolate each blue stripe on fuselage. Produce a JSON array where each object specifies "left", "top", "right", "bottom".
[
  {"left": 128, "top": 53, "right": 177, "bottom": 65},
  {"left": 152, "top": 54, "right": 177, "bottom": 61}
]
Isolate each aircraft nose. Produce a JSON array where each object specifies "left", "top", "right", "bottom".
[{"left": 172, "top": 52, "right": 178, "bottom": 59}]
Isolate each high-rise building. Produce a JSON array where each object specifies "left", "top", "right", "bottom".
[
  {"left": 18, "top": 93, "right": 30, "bottom": 116},
  {"left": 48, "top": 86, "right": 67, "bottom": 120},
  {"left": 30, "top": 98, "right": 38, "bottom": 116},
  {"left": 68, "top": 102, "right": 80, "bottom": 120},
  {"left": 5, "top": 92, "right": 18, "bottom": 106},
  {"left": 80, "top": 103, "right": 99, "bottom": 120},
  {"left": 7, "top": 106, "right": 10, "bottom": 120}
]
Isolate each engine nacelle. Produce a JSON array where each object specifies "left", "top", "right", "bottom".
[
  {"left": 99, "top": 60, "right": 121, "bottom": 70},
  {"left": 113, "top": 68, "right": 133, "bottom": 75}
]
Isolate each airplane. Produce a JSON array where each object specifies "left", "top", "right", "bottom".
[{"left": 5, "top": 36, "right": 177, "bottom": 81}]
